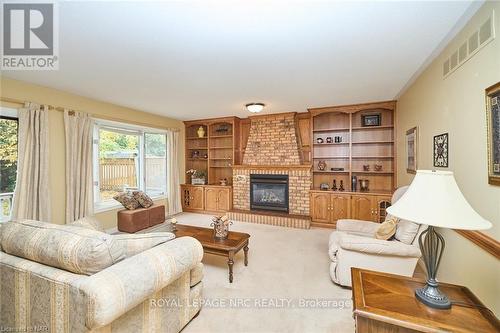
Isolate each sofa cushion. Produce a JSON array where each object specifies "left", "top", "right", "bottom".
[
  {"left": 70, "top": 215, "right": 104, "bottom": 232},
  {"left": 394, "top": 218, "right": 420, "bottom": 245},
  {"left": 0, "top": 220, "right": 124, "bottom": 275},
  {"left": 132, "top": 190, "right": 154, "bottom": 208},
  {"left": 112, "top": 232, "right": 175, "bottom": 258},
  {"left": 114, "top": 192, "right": 140, "bottom": 210}
]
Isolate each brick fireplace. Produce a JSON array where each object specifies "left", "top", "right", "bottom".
[{"left": 230, "top": 113, "right": 312, "bottom": 229}]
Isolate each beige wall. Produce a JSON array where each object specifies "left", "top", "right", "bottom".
[
  {"left": 396, "top": 2, "right": 500, "bottom": 315},
  {"left": 0, "top": 77, "right": 185, "bottom": 230}
]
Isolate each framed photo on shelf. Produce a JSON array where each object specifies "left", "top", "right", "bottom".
[
  {"left": 361, "top": 113, "right": 381, "bottom": 127},
  {"left": 486, "top": 82, "right": 500, "bottom": 186},
  {"left": 406, "top": 127, "right": 418, "bottom": 174},
  {"left": 433, "top": 133, "right": 449, "bottom": 167}
]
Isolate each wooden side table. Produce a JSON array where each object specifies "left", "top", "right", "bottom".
[{"left": 351, "top": 268, "right": 500, "bottom": 333}]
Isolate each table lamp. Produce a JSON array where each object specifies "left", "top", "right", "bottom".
[{"left": 386, "top": 170, "right": 492, "bottom": 309}]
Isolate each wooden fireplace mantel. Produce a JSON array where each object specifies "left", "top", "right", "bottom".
[{"left": 232, "top": 164, "right": 312, "bottom": 170}]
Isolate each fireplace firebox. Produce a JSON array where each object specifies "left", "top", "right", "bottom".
[{"left": 250, "top": 174, "right": 289, "bottom": 213}]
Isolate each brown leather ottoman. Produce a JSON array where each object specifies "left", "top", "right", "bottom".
[
  {"left": 148, "top": 204, "right": 165, "bottom": 227},
  {"left": 117, "top": 208, "right": 149, "bottom": 233}
]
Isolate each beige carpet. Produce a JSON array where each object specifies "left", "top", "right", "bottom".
[{"left": 172, "top": 213, "right": 355, "bottom": 333}]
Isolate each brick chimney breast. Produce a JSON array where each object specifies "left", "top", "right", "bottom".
[{"left": 243, "top": 114, "right": 301, "bottom": 165}]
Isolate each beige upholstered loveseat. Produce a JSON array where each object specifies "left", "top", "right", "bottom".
[
  {"left": 0, "top": 219, "right": 204, "bottom": 333},
  {"left": 328, "top": 186, "right": 427, "bottom": 287}
]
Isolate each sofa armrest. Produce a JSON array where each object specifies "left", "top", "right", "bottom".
[
  {"left": 339, "top": 234, "right": 421, "bottom": 258},
  {"left": 73, "top": 236, "right": 203, "bottom": 329},
  {"left": 336, "top": 219, "right": 380, "bottom": 237}
]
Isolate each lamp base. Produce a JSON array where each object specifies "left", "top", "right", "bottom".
[
  {"left": 415, "top": 281, "right": 451, "bottom": 309},
  {"left": 417, "top": 226, "right": 451, "bottom": 310}
]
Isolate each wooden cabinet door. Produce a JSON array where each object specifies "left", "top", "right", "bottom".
[
  {"left": 189, "top": 186, "right": 205, "bottom": 210},
  {"left": 331, "top": 195, "right": 350, "bottom": 223},
  {"left": 351, "top": 195, "right": 375, "bottom": 221},
  {"left": 217, "top": 188, "right": 231, "bottom": 212},
  {"left": 310, "top": 192, "right": 331, "bottom": 223},
  {"left": 181, "top": 185, "right": 190, "bottom": 210},
  {"left": 204, "top": 187, "right": 218, "bottom": 211},
  {"left": 374, "top": 196, "right": 391, "bottom": 223}
]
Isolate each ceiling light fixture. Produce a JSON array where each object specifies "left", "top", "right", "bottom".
[{"left": 246, "top": 103, "right": 265, "bottom": 113}]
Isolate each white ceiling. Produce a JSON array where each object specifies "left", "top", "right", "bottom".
[{"left": 3, "top": 1, "right": 480, "bottom": 120}]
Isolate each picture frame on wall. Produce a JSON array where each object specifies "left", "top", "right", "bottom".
[
  {"left": 433, "top": 133, "right": 449, "bottom": 167},
  {"left": 406, "top": 127, "right": 418, "bottom": 174},
  {"left": 486, "top": 82, "right": 500, "bottom": 186}
]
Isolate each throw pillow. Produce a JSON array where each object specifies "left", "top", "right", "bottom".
[
  {"left": 132, "top": 190, "right": 154, "bottom": 208},
  {"left": 112, "top": 232, "right": 175, "bottom": 258},
  {"left": 114, "top": 192, "right": 140, "bottom": 210},
  {"left": 394, "top": 218, "right": 420, "bottom": 244},
  {"left": 375, "top": 217, "right": 397, "bottom": 240},
  {"left": 70, "top": 216, "right": 104, "bottom": 232}
]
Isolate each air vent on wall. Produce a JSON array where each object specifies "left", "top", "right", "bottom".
[{"left": 443, "top": 11, "right": 495, "bottom": 78}]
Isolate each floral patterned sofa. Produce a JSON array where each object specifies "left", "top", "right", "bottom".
[{"left": 0, "top": 219, "right": 204, "bottom": 333}]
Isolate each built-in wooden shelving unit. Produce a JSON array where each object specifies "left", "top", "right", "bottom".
[
  {"left": 309, "top": 101, "right": 396, "bottom": 193},
  {"left": 184, "top": 117, "right": 240, "bottom": 185}
]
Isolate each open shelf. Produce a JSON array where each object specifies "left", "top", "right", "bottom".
[
  {"left": 313, "top": 156, "right": 350, "bottom": 159},
  {"left": 313, "top": 143, "right": 349, "bottom": 146},
  {"left": 210, "top": 135, "right": 233, "bottom": 138},
  {"left": 313, "top": 170, "right": 349, "bottom": 174},
  {"left": 313, "top": 127, "right": 350, "bottom": 133},
  {"left": 352, "top": 141, "right": 393, "bottom": 144},
  {"left": 186, "top": 137, "right": 207, "bottom": 140},
  {"left": 352, "top": 125, "right": 394, "bottom": 131},
  {"left": 311, "top": 104, "right": 396, "bottom": 192}
]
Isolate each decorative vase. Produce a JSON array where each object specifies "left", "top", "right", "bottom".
[
  {"left": 197, "top": 126, "right": 205, "bottom": 138},
  {"left": 211, "top": 215, "right": 233, "bottom": 240}
]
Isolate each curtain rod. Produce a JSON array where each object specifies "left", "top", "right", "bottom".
[{"left": 0, "top": 96, "right": 180, "bottom": 132}]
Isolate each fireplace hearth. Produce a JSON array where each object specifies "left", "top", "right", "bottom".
[{"left": 250, "top": 174, "right": 289, "bottom": 213}]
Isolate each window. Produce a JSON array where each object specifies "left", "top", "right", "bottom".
[
  {"left": 0, "top": 108, "right": 18, "bottom": 222},
  {"left": 93, "top": 121, "right": 167, "bottom": 210}
]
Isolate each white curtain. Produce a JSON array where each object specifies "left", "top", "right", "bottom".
[
  {"left": 11, "top": 103, "right": 51, "bottom": 222},
  {"left": 166, "top": 130, "right": 181, "bottom": 215},
  {"left": 64, "top": 110, "right": 94, "bottom": 223}
]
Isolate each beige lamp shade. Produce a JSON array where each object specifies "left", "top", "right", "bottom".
[{"left": 386, "top": 170, "right": 492, "bottom": 230}]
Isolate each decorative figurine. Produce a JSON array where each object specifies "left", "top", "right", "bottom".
[
  {"left": 332, "top": 179, "right": 338, "bottom": 191},
  {"left": 374, "top": 164, "right": 383, "bottom": 171},
  {"left": 360, "top": 179, "right": 370, "bottom": 192},
  {"left": 219, "top": 178, "right": 228, "bottom": 186},
  {"left": 318, "top": 160, "right": 327, "bottom": 171},
  {"left": 192, "top": 150, "right": 200, "bottom": 158},
  {"left": 363, "top": 164, "right": 370, "bottom": 171},
  {"left": 170, "top": 218, "right": 177, "bottom": 231},
  {"left": 339, "top": 180, "right": 345, "bottom": 191},
  {"left": 326, "top": 137, "right": 333, "bottom": 143},
  {"left": 316, "top": 137, "right": 324, "bottom": 144},
  {"left": 203, "top": 153, "right": 208, "bottom": 159},
  {"left": 197, "top": 126, "right": 206, "bottom": 138}
]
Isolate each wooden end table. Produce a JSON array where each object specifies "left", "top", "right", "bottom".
[
  {"left": 172, "top": 224, "right": 250, "bottom": 283},
  {"left": 351, "top": 268, "right": 500, "bottom": 333}
]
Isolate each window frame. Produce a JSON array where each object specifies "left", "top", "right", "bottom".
[
  {"left": 0, "top": 108, "right": 19, "bottom": 222},
  {"left": 93, "top": 119, "right": 168, "bottom": 213}
]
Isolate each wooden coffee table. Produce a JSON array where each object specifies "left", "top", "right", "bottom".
[{"left": 172, "top": 224, "right": 250, "bottom": 283}]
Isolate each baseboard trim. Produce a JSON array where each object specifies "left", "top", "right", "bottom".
[{"left": 455, "top": 230, "right": 500, "bottom": 260}]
